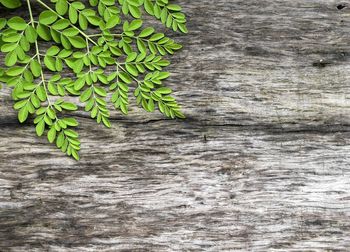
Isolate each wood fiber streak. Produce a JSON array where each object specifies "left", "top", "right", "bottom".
[{"left": 1, "top": 0, "right": 350, "bottom": 251}]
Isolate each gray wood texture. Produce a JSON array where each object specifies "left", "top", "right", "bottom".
[{"left": 1, "top": 0, "right": 350, "bottom": 251}]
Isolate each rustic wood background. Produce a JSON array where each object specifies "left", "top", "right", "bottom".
[{"left": 1, "top": 0, "right": 350, "bottom": 251}]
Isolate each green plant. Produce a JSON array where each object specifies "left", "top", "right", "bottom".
[{"left": 0, "top": 0, "right": 187, "bottom": 160}]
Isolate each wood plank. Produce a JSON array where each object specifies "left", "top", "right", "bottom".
[{"left": 1, "top": 0, "right": 350, "bottom": 250}]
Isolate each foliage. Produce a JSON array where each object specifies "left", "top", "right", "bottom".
[{"left": 0, "top": 0, "right": 187, "bottom": 160}]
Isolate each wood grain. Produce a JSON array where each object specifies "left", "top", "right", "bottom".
[{"left": 1, "top": 0, "right": 350, "bottom": 251}]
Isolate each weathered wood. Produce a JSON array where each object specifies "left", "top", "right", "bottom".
[{"left": 2, "top": 0, "right": 350, "bottom": 250}]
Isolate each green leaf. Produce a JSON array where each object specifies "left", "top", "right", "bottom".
[
  {"left": 148, "top": 99, "right": 155, "bottom": 112},
  {"left": 39, "top": 10, "right": 58, "bottom": 25},
  {"left": 18, "top": 107, "right": 28, "bottom": 123},
  {"left": 144, "top": 0, "right": 154, "bottom": 15},
  {"left": 14, "top": 100, "right": 27, "bottom": 110},
  {"left": 118, "top": 72, "right": 132, "bottom": 84},
  {"left": 68, "top": 36, "right": 86, "bottom": 48},
  {"left": 74, "top": 77, "right": 86, "bottom": 91},
  {"left": 6, "top": 66, "right": 24, "bottom": 76},
  {"left": 71, "top": 149, "right": 80, "bottom": 160},
  {"left": 178, "top": 23, "right": 188, "bottom": 33},
  {"left": 56, "top": 0, "right": 69, "bottom": 15},
  {"left": 7, "top": 17, "right": 27, "bottom": 31},
  {"left": 125, "top": 64, "right": 138, "bottom": 76},
  {"left": 80, "top": 88, "right": 92, "bottom": 102},
  {"left": 47, "top": 127, "right": 57, "bottom": 143},
  {"left": 56, "top": 132, "right": 65, "bottom": 148},
  {"left": 0, "top": 0, "right": 21, "bottom": 9},
  {"left": 0, "top": 18, "right": 6, "bottom": 30},
  {"left": 139, "top": 27, "right": 154, "bottom": 37},
  {"left": 64, "top": 129, "right": 78, "bottom": 138},
  {"left": 62, "top": 28, "right": 79, "bottom": 37},
  {"left": 128, "top": 19, "right": 143, "bottom": 31},
  {"left": 157, "top": 87, "right": 172, "bottom": 94},
  {"left": 167, "top": 4, "right": 182, "bottom": 11},
  {"left": 69, "top": 5, "right": 78, "bottom": 23},
  {"left": 94, "top": 86, "right": 107, "bottom": 97},
  {"left": 126, "top": 52, "right": 137, "bottom": 62},
  {"left": 36, "top": 120, "right": 45, "bottom": 136},
  {"left": 36, "top": 24, "right": 51, "bottom": 41},
  {"left": 30, "top": 60, "right": 42, "bottom": 78},
  {"left": 47, "top": 46, "right": 60, "bottom": 56},
  {"left": 5, "top": 51, "right": 17, "bottom": 66},
  {"left": 36, "top": 86, "right": 47, "bottom": 101},
  {"left": 61, "top": 102, "right": 78, "bottom": 111},
  {"left": 44, "top": 56, "right": 56, "bottom": 71},
  {"left": 129, "top": 5, "right": 141, "bottom": 18},
  {"left": 52, "top": 19, "right": 70, "bottom": 30},
  {"left": 106, "top": 15, "right": 120, "bottom": 29},
  {"left": 25, "top": 26, "right": 38, "bottom": 43},
  {"left": 62, "top": 118, "right": 79, "bottom": 126}
]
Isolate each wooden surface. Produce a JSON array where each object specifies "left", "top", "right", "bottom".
[{"left": 1, "top": 0, "right": 350, "bottom": 251}]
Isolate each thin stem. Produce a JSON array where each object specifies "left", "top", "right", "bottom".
[
  {"left": 26, "top": 0, "right": 52, "bottom": 105},
  {"left": 88, "top": 33, "right": 122, "bottom": 38},
  {"left": 116, "top": 64, "right": 119, "bottom": 83},
  {"left": 85, "top": 38, "right": 100, "bottom": 114},
  {"left": 116, "top": 63, "right": 141, "bottom": 84},
  {"left": 34, "top": 0, "right": 98, "bottom": 46},
  {"left": 86, "top": 38, "right": 93, "bottom": 73}
]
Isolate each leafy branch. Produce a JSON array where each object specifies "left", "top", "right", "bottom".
[{"left": 0, "top": 0, "right": 187, "bottom": 160}]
